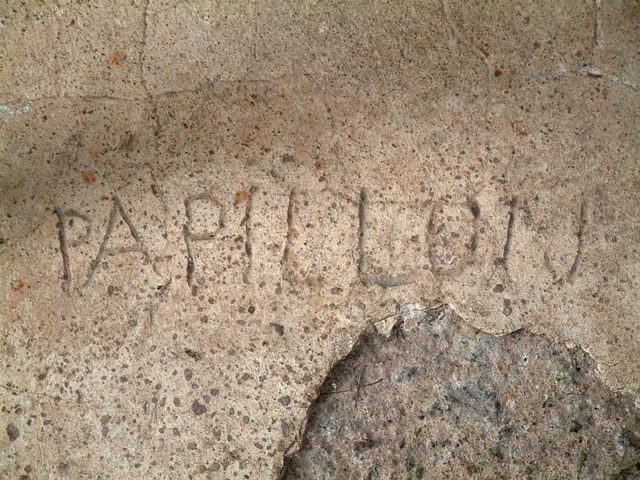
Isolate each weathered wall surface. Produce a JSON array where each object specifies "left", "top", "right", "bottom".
[{"left": 1, "top": 1, "right": 639, "bottom": 478}]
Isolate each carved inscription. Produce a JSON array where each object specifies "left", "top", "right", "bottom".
[
  {"left": 280, "top": 188, "right": 357, "bottom": 288},
  {"left": 426, "top": 196, "right": 481, "bottom": 277},
  {"left": 281, "top": 188, "right": 298, "bottom": 282},
  {"left": 241, "top": 187, "right": 255, "bottom": 285},
  {"left": 543, "top": 197, "right": 590, "bottom": 284},
  {"left": 55, "top": 208, "right": 92, "bottom": 292},
  {"left": 183, "top": 193, "right": 225, "bottom": 295},
  {"left": 498, "top": 197, "right": 517, "bottom": 268},
  {"left": 358, "top": 188, "right": 417, "bottom": 288},
  {"left": 54, "top": 187, "right": 589, "bottom": 294},
  {"left": 82, "top": 196, "right": 158, "bottom": 290}
]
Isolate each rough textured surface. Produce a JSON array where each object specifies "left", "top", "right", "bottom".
[
  {"left": 1, "top": 1, "right": 639, "bottom": 478},
  {"left": 283, "top": 306, "right": 640, "bottom": 479}
]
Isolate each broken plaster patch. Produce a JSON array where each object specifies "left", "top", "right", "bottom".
[{"left": 282, "top": 307, "right": 640, "bottom": 479}]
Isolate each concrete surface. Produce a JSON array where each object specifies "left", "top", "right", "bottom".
[{"left": 1, "top": 1, "right": 639, "bottom": 478}]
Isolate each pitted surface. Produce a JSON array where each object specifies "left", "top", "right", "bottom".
[{"left": 1, "top": 1, "right": 639, "bottom": 478}]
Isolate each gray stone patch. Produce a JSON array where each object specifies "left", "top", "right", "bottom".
[{"left": 282, "top": 307, "right": 640, "bottom": 479}]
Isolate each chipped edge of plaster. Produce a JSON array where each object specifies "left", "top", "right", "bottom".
[{"left": 275, "top": 302, "right": 640, "bottom": 479}]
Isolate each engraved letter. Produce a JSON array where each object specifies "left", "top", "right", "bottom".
[
  {"left": 183, "top": 193, "right": 225, "bottom": 295},
  {"left": 358, "top": 188, "right": 415, "bottom": 288},
  {"left": 55, "top": 208, "right": 91, "bottom": 292},
  {"left": 82, "top": 196, "right": 156, "bottom": 289}
]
